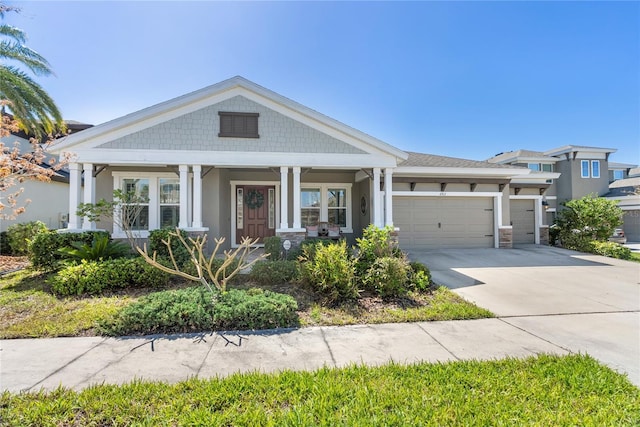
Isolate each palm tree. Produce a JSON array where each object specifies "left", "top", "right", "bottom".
[{"left": 0, "top": 4, "right": 64, "bottom": 138}]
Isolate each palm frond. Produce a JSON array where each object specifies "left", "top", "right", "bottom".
[
  {"left": 0, "top": 24, "right": 26, "bottom": 43},
  {"left": 0, "top": 40, "right": 53, "bottom": 76}
]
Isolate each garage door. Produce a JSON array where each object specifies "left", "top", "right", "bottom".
[
  {"left": 394, "top": 197, "right": 494, "bottom": 249},
  {"left": 511, "top": 199, "right": 535, "bottom": 244},
  {"left": 622, "top": 210, "right": 640, "bottom": 242}
]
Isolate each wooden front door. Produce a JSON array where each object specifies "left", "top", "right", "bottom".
[{"left": 236, "top": 185, "right": 275, "bottom": 244}]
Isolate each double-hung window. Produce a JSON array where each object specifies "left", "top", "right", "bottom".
[
  {"left": 300, "top": 184, "right": 352, "bottom": 231},
  {"left": 113, "top": 172, "right": 181, "bottom": 237},
  {"left": 591, "top": 160, "right": 600, "bottom": 178},
  {"left": 581, "top": 160, "right": 590, "bottom": 178}
]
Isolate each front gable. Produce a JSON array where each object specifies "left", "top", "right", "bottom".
[
  {"left": 50, "top": 77, "right": 406, "bottom": 167},
  {"left": 96, "top": 95, "right": 366, "bottom": 155}
]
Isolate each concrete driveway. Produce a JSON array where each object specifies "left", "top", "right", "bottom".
[{"left": 406, "top": 245, "right": 640, "bottom": 385}]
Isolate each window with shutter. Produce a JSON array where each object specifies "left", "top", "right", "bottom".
[{"left": 218, "top": 112, "right": 259, "bottom": 138}]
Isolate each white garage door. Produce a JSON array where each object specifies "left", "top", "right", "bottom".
[
  {"left": 511, "top": 199, "right": 535, "bottom": 244},
  {"left": 394, "top": 197, "right": 495, "bottom": 249},
  {"left": 622, "top": 210, "right": 640, "bottom": 242}
]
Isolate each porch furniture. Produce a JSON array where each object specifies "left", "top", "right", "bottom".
[{"left": 306, "top": 222, "right": 341, "bottom": 240}]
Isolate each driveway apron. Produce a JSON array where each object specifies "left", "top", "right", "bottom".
[{"left": 406, "top": 245, "right": 640, "bottom": 385}]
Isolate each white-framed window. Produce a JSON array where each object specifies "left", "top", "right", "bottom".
[
  {"left": 112, "top": 172, "right": 181, "bottom": 237},
  {"left": 122, "top": 178, "right": 150, "bottom": 231},
  {"left": 542, "top": 164, "right": 553, "bottom": 172},
  {"left": 527, "top": 163, "right": 540, "bottom": 172},
  {"left": 581, "top": 160, "right": 590, "bottom": 178},
  {"left": 613, "top": 170, "right": 624, "bottom": 180},
  {"left": 300, "top": 183, "right": 352, "bottom": 231},
  {"left": 528, "top": 163, "right": 553, "bottom": 172},
  {"left": 591, "top": 160, "right": 600, "bottom": 178}
]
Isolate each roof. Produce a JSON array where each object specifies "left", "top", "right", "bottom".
[
  {"left": 609, "top": 162, "right": 638, "bottom": 170},
  {"left": 604, "top": 186, "right": 639, "bottom": 198},
  {"left": 400, "top": 151, "right": 526, "bottom": 169},
  {"left": 487, "top": 149, "right": 557, "bottom": 164},
  {"left": 544, "top": 145, "right": 617, "bottom": 157},
  {"left": 49, "top": 76, "right": 408, "bottom": 160}
]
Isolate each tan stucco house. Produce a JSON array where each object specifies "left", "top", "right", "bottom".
[{"left": 50, "top": 76, "right": 538, "bottom": 250}]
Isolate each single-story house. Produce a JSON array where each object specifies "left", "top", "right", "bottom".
[{"left": 50, "top": 76, "right": 539, "bottom": 250}]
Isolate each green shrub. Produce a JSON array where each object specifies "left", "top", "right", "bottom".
[
  {"left": 148, "top": 228, "right": 193, "bottom": 267},
  {"left": 249, "top": 260, "right": 299, "bottom": 285},
  {"left": 6, "top": 221, "right": 48, "bottom": 255},
  {"left": 300, "top": 240, "right": 358, "bottom": 303},
  {"left": 363, "top": 256, "right": 410, "bottom": 298},
  {"left": 99, "top": 287, "right": 299, "bottom": 336},
  {"left": 99, "top": 286, "right": 215, "bottom": 336},
  {"left": 29, "top": 230, "right": 110, "bottom": 271},
  {"left": 213, "top": 288, "right": 299, "bottom": 330},
  {"left": 409, "top": 261, "right": 432, "bottom": 292},
  {"left": 299, "top": 238, "right": 336, "bottom": 261},
  {"left": 0, "top": 231, "right": 12, "bottom": 255},
  {"left": 587, "top": 241, "right": 632, "bottom": 260},
  {"left": 556, "top": 195, "right": 623, "bottom": 250},
  {"left": 50, "top": 257, "right": 170, "bottom": 296},
  {"left": 58, "top": 235, "right": 131, "bottom": 262},
  {"left": 355, "top": 225, "right": 402, "bottom": 279},
  {"left": 263, "top": 236, "right": 282, "bottom": 261}
]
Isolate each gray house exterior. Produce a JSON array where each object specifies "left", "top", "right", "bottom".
[{"left": 50, "top": 76, "right": 535, "bottom": 250}]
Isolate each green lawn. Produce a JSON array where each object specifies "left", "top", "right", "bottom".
[
  {"left": 1, "top": 354, "right": 638, "bottom": 426},
  {"left": 629, "top": 251, "right": 640, "bottom": 263}
]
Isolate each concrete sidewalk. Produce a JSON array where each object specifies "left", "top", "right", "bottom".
[{"left": 1, "top": 319, "right": 571, "bottom": 393}]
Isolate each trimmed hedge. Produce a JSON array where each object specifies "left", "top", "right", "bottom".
[
  {"left": 249, "top": 260, "right": 300, "bottom": 285},
  {"left": 588, "top": 241, "right": 632, "bottom": 260},
  {"left": 362, "top": 256, "right": 410, "bottom": 298},
  {"left": 50, "top": 257, "right": 170, "bottom": 296},
  {"left": 99, "top": 287, "right": 299, "bottom": 336},
  {"left": 6, "top": 221, "right": 48, "bottom": 255},
  {"left": 300, "top": 240, "right": 358, "bottom": 303},
  {"left": 29, "top": 230, "right": 110, "bottom": 271}
]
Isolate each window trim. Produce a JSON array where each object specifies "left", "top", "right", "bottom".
[
  {"left": 527, "top": 163, "right": 541, "bottom": 172},
  {"left": 613, "top": 169, "right": 624, "bottom": 180},
  {"left": 300, "top": 183, "right": 353, "bottom": 232},
  {"left": 112, "top": 172, "right": 180, "bottom": 238},
  {"left": 581, "top": 160, "right": 590, "bottom": 178},
  {"left": 218, "top": 111, "right": 259, "bottom": 138},
  {"left": 591, "top": 160, "right": 600, "bottom": 178}
]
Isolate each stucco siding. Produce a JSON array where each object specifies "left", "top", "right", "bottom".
[
  {"left": 96, "top": 96, "right": 366, "bottom": 155},
  {"left": 1, "top": 180, "right": 69, "bottom": 231}
]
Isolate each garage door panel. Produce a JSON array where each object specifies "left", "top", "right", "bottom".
[
  {"left": 623, "top": 210, "right": 640, "bottom": 242},
  {"left": 394, "top": 196, "right": 494, "bottom": 249}
]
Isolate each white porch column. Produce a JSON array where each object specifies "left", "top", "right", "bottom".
[
  {"left": 67, "top": 162, "right": 82, "bottom": 229},
  {"left": 384, "top": 167, "right": 393, "bottom": 227},
  {"left": 192, "top": 165, "right": 203, "bottom": 228},
  {"left": 82, "top": 163, "right": 95, "bottom": 230},
  {"left": 292, "top": 166, "right": 301, "bottom": 229},
  {"left": 178, "top": 165, "right": 189, "bottom": 228},
  {"left": 372, "top": 167, "right": 382, "bottom": 228},
  {"left": 280, "top": 166, "right": 289, "bottom": 229}
]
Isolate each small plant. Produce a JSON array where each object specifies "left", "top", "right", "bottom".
[
  {"left": 29, "top": 230, "right": 110, "bottom": 271},
  {"left": 300, "top": 240, "right": 358, "bottom": 303},
  {"left": 0, "top": 231, "right": 12, "bottom": 254},
  {"left": 263, "top": 236, "right": 282, "bottom": 261},
  {"left": 99, "top": 287, "right": 299, "bottom": 336},
  {"left": 6, "top": 221, "right": 47, "bottom": 255},
  {"left": 363, "top": 256, "right": 410, "bottom": 298},
  {"left": 50, "top": 257, "right": 170, "bottom": 296},
  {"left": 587, "top": 241, "right": 632, "bottom": 260},
  {"left": 409, "top": 261, "right": 431, "bottom": 292},
  {"left": 58, "top": 235, "right": 130, "bottom": 262},
  {"left": 249, "top": 260, "right": 300, "bottom": 285},
  {"left": 355, "top": 225, "right": 402, "bottom": 279}
]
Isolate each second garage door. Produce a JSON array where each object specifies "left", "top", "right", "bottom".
[
  {"left": 394, "top": 197, "right": 495, "bottom": 249},
  {"left": 622, "top": 210, "right": 640, "bottom": 242},
  {"left": 511, "top": 199, "right": 536, "bottom": 244}
]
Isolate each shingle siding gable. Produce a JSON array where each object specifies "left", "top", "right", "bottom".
[{"left": 96, "top": 96, "right": 366, "bottom": 154}]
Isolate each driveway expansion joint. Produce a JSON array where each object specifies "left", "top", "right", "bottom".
[
  {"left": 415, "top": 323, "right": 460, "bottom": 361},
  {"left": 498, "top": 318, "right": 573, "bottom": 354},
  {"left": 497, "top": 310, "right": 639, "bottom": 319},
  {"left": 319, "top": 327, "right": 338, "bottom": 367}
]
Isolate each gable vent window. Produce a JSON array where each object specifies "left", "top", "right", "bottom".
[{"left": 218, "top": 112, "right": 259, "bottom": 138}]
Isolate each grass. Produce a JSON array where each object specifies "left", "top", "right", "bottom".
[
  {"left": 0, "top": 266, "right": 492, "bottom": 338},
  {"left": 0, "top": 269, "right": 132, "bottom": 338},
  {"left": 1, "top": 354, "right": 638, "bottom": 426},
  {"left": 629, "top": 251, "right": 640, "bottom": 263}
]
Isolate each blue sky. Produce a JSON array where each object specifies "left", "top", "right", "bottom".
[{"left": 8, "top": 1, "right": 640, "bottom": 164}]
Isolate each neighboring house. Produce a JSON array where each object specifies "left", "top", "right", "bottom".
[
  {"left": 489, "top": 145, "right": 640, "bottom": 243},
  {"left": 605, "top": 167, "right": 640, "bottom": 241},
  {"left": 50, "top": 76, "right": 541, "bottom": 250},
  {"left": 0, "top": 121, "right": 92, "bottom": 231}
]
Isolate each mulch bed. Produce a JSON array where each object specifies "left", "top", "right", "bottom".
[{"left": 0, "top": 256, "right": 30, "bottom": 275}]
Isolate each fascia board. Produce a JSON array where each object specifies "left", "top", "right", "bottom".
[
  {"left": 64, "top": 149, "right": 397, "bottom": 168},
  {"left": 544, "top": 145, "right": 617, "bottom": 157},
  {"left": 517, "top": 156, "right": 560, "bottom": 163},
  {"left": 393, "top": 166, "right": 530, "bottom": 178}
]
